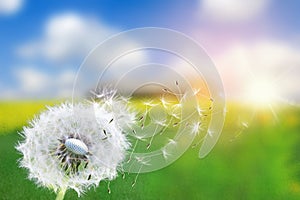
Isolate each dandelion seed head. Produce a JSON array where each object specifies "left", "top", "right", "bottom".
[{"left": 16, "top": 97, "right": 133, "bottom": 196}]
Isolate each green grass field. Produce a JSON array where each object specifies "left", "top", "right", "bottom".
[{"left": 1, "top": 101, "right": 300, "bottom": 199}]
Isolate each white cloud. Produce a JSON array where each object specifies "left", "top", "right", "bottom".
[
  {"left": 15, "top": 12, "right": 150, "bottom": 98},
  {"left": 12, "top": 67, "right": 76, "bottom": 98},
  {"left": 214, "top": 40, "right": 300, "bottom": 102},
  {"left": 0, "top": 0, "right": 23, "bottom": 15},
  {"left": 15, "top": 67, "right": 50, "bottom": 93},
  {"left": 18, "top": 12, "right": 115, "bottom": 62},
  {"left": 17, "top": 13, "right": 149, "bottom": 68},
  {"left": 200, "top": 0, "right": 269, "bottom": 22},
  {"left": 55, "top": 70, "right": 77, "bottom": 98}
]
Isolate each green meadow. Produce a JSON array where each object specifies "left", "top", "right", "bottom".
[{"left": 1, "top": 101, "right": 300, "bottom": 199}]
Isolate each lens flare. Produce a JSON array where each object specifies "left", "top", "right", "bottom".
[{"left": 246, "top": 79, "right": 279, "bottom": 106}]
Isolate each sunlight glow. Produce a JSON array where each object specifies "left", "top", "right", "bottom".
[{"left": 246, "top": 79, "right": 278, "bottom": 106}]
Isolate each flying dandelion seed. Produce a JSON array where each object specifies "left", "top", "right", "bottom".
[
  {"left": 121, "top": 83, "right": 214, "bottom": 176},
  {"left": 16, "top": 91, "right": 134, "bottom": 199},
  {"left": 73, "top": 28, "right": 226, "bottom": 182}
]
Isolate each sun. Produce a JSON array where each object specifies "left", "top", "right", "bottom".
[{"left": 246, "top": 79, "right": 278, "bottom": 106}]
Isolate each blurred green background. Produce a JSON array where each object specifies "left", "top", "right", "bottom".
[{"left": 1, "top": 101, "right": 299, "bottom": 200}]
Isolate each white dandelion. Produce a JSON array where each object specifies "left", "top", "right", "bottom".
[{"left": 16, "top": 94, "right": 134, "bottom": 199}]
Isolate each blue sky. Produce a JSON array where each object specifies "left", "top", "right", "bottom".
[{"left": 0, "top": 0, "right": 300, "bottom": 102}]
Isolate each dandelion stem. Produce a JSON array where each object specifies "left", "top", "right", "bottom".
[{"left": 56, "top": 187, "right": 67, "bottom": 200}]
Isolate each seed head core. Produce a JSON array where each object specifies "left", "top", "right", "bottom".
[{"left": 65, "top": 138, "right": 89, "bottom": 155}]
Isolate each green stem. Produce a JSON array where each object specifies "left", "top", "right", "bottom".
[{"left": 55, "top": 187, "right": 67, "bottom": 200}]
